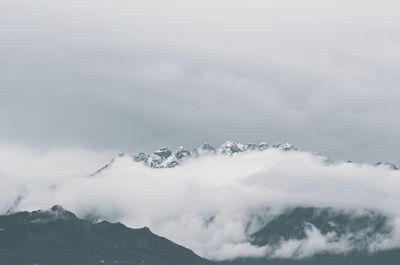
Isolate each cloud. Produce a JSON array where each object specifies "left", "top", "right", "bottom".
[
  {"left": 1, "top": 0, "right": 399, "bottom": 259},
  {"left": 271, "top": 224, "right": 354, "bottom": 259},
  {"left": 0, "top": 0, "right": 400, "bottom": 164},
  {"left": 0, "top": 143, "right": 400, "bottom": 260}
]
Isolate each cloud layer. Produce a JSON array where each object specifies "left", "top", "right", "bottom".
[
  {"left": 1, "top": 0, "right": 400, "bottom": 164},
  {"left": 0, "top": 143, "right": 399, "bottom": 260}
]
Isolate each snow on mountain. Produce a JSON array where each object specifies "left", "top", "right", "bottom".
[
  {"left": 91, "top": 141, "right": 397, "bottom": 175},
  {"left": 91, "top": 141, "right": 284, "bottom": 174},
  {"left": 128, "top": 141, "right": 294, "bottom": 170}
]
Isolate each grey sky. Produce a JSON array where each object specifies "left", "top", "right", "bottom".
[{"left": 1, "top": 0, "right": 399, "bottom": 164}]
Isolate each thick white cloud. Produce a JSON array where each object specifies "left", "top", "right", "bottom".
[
  {"left": 0, "top": 143, "right": 399, "bottom": 260},
  {"left": 1, "top": 1, "right": 399, "bottom": 259}
]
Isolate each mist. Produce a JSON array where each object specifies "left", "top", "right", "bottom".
[{"left": 0, "top": 143, "right": 399, "bottom": 260}]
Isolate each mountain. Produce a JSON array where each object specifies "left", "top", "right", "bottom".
[
  {"left": 375, "top": 162, "right": 399, "bottom": 170},
  {"left": 220, "top": 251, "right": 400, "bottom": 265},
  {"left": 221, "top": 207, "right": 400, "bottom": 265},
  {"left": 2, "top": 206, "right": 400, "bottom": 265},
  {"left": 91, "top": 140, "right": 398, "bottom": 174},
  {"left": 92, "top": 141, "right": 297, "bottom": 174},
  {"left": 251, "top": 207, "right": 391, "bottom": 247},
  {"left": 0, "top": 206, "right": 216, "bottom": 265}
]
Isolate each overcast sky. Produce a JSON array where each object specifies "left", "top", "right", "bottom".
[{"left": 1, "top": 0, "right": 399, "bottom": 164}]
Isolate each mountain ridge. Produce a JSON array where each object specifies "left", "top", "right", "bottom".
[
  {"left": 91, "top": 141, "right": 398, "bottom": 175},
  {"left": 2, "top": 206, "right": 400, "bottom": 265},
  {"left": 0, "top": 206, "right": 216, "bottom": 265}
]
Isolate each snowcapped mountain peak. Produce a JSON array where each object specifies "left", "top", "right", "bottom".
[
  {"left": 175, "top": 146, "right": 192, "bottom": 159},
  {"left": 90, "top": 141, "right": 398, "bottom": 174},
  {"left": 133, "top": 152, "right": 147, "bottom": 162},
  {"left": 133, "top": 146, "right": 191, "bottom": 168},
  {"left": 92, "top": 141, "right": 301, "bottom": 173},
  {"left": 153, "top": 147, "right": 172, "bottom": 159},
  {"left": 257, "top": 142, "right": 268, "bottom": 150},
  {"left": 131, "top": 141, "right": 296, "bottom": 168},
  {"left": 192, "top": 143, "right": 217, "bottom": 157},
  {"left": 273, "top": 142, "right": 298, "bottom": 151},
  {"left": 217, "top": 141, "right": 247, "bottom": 155}
]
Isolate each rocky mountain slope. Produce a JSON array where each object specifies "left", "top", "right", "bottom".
[
  {"left": 91, "top": 141, "right": 299, "bottom": 174},
  {"left": 0, "top": 206, "right": 216, "bottom": 265},
  {"left": 92, "top": 141, "right": 397, "bottom": 174},
  {"left": 1, "top": 206, "right": 400, "bottom": 265},
  {"left": 222, "top": 207, "right": 400, "bottom": 265}
]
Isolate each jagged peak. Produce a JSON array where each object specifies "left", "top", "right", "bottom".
[
  {"left": 217, "top": 141, "right": 247, "bottom": 155},
  {"left": 91, "top": 141, "right": 301, "bottom": 172},
  {"left": 89, "top": 141, "right": 398, "bottom": 173},
  {"left": 26, "top": 205, "right": 77, "bottom": 223},
  {"left": 133, "top": 152, "right": 147, "bottom": 162},
  {"left": 375, "top": 162, "right": 399, "bottom": 170},
  {"left": 153, "top": 147, "right": 172, "bottom": 159},
  {"left": 175, "top": 146, "right": 192, "bottom": 159},
  {"left": 272, "top": 142, "right": 298, "bottom": 151},
  {"left": 258, "top": 142, "right": 268, "bottom": 150},
  {"left": 131, "top": 141, "right": 281, "bottom": 168},
  {"left": 198, "top": 143, "right": 216, "bottom": 150}
]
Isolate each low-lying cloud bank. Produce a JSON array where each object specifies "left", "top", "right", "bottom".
[{"left": 0, "top": 142, "right": 399, "bottom": 260}]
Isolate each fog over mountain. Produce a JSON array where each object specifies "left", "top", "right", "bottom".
[
  {"left": 1, "top": 1, "right": 399, "bottom": 264},
  {"left": 0, "top": 205, "right": 215, "bottom": 265},
  {"left": 1, "top": 142, "right": 399, "bottom": 260}
]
